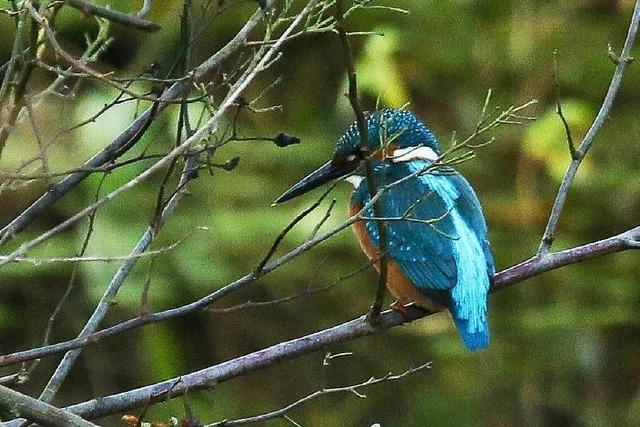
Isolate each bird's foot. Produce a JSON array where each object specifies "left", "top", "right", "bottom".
[{"left": 390, "top": 300, "right": 411, "bottom": 318}]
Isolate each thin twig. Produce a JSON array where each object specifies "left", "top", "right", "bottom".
[
  {"left": 335, "top": 0, "right": 389, "bottom": 322},
  {"left": 37, "top": 154, "right": 200, "bottom": 404},
  {"left": 0, "top": 237, "right": 190, "bottom": 265},
  {"left": 0, "top": 153, "right": 167, "bottom": 183},
  {"left": 0, "top": 0, "right": 312, "bottom": 267},
  {"left": 19, "top": 173, "right": 106, "bottom": 387},
  {"left": 538, "top": 0, "right": 640, "bottom": 254},
  {"left": 308, "top": 198, "right": 337, "bottom": 240},
  {"left": 32, "top": 0, "right": 318, "bottom": 405},
  {"left": 23, "top": 94, "right": 52, "bottom": 185},
  {"left": 138, "top": 0, "right": 153, "bottom": 18},
  {"left": 26, "top": 2, "right": 154, "bottom": 100},
  {"left": 208, "top": 255, "right": 375, "bottom": 314},
  {"left": 40, "top": 224, "right": 638, "bottom": 420},
  {"left": 0, "top": 9, "right": 26, "bottom": 106},
  {"left": 0, "top": 10, "right": 38, "bottom": 159},
  {"left": 206, "top": 362, "right": 432, "bottom": 426},
  {"left": 552, "top": 49, "right": 578, "bottom": 160},
  {"left": 255, "top": 183, "right": 336, "bottom": 273},
  {"left": 0, "top": 99, "right": 530, "bottom": 355},
  {"left": 0, "top": 0, "right": 274, "bottom": 245},
  {"left": 0, "top": 134, "right": 548, "bottom": 370}
]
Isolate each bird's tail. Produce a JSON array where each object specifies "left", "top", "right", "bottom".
[
  {"left": 451, "top": 308, "right": 489, "bottom": 351},
  {"left": 450, "top": 276, "right": 489, "bottom": 351},
  {"left": 446, "top": 208, "right": 491, "bottom": 351}
]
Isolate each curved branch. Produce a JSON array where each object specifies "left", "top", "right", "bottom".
[
  {"left": 205, "top": 362, "right": 432, "bottom": 426},
  {"left": 1, "top": 225, "right": 632, "bottom": 420}
]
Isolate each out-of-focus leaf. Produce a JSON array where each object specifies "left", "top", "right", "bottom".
[
  {"left": 523, "top": 100, "right": 594, "bottom": 181},
  {"left": 356, "top": 27, "right": 409, "bottom": 108}
]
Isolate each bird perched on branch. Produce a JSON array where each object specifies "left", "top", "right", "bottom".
[{"left": 274, "top": 109, "right": 494, "bottom": 351}]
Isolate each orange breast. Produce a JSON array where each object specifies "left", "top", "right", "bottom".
[{"left": 349, "top": 203, "right": 445, "bottom": 312}]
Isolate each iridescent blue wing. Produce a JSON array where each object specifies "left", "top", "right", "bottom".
[
  {"left": 360, "top": 163, "right": 494, "bottom": 292},
  {"left": 448, "top": 173, "right": 495, "bottom": 277},
  {"left": 361, "top": 166, "right": 459, "bottom": 291}
]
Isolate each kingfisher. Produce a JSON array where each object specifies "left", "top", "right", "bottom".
[{"left": 274, "top": 109, "right": 494, "bottom": 351}]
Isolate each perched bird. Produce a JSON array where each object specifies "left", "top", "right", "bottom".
[{"left": 274, "top": 109, "right": 494, "bottom": 350}]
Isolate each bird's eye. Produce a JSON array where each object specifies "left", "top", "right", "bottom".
[{"left": 346, "top": 154, "right": 358, "bottom": 162}]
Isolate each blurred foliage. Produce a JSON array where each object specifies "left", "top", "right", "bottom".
[{"left": 1, "top": 0, "right": 640, "bottom": 426}]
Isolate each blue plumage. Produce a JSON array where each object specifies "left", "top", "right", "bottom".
[
  {"left": 335, "top": 109, "right": 441, "bottom": 157},
  {"left": 347, "top": 110, "right": 494, "bottom": 351},
  {"left": 274, "top": 108, "right": 494, "bottom": 351}
]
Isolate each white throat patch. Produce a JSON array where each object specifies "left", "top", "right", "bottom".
[
  {"left": 392, "top": 146, "right": 439, "bottom": 162},
  {"left": 345, "top": 175, "right": 365, "bottom": 188}
]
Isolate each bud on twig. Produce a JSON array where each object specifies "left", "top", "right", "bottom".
[{"left": 273, "top": 133, "right": 300, "bottom": 147}]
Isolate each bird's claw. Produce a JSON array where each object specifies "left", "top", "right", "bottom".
[{"left": 390, "top": 300, "right": 411, "bottom": 318}]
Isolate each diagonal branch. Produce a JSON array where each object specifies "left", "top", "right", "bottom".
[
  {"left": 63, "top": 0, "right": 161, "bottom": 32},
  {"left": 538, "top": 0, "right": 640, "bottom": 254},
  {"left": 205, "top": 362, "right": 432, "bottom": 426},
  {"left": 0, "top": 225, "right": 636, "bottom": 422},
  {"left": 37, "top": 154, "right": 200, "bottom": 404},
  {"left": 0, "top": 384, "right": 98, "bottom": 427}
]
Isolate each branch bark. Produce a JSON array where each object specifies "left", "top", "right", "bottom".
[
  {"left": 0, "top": 384, "right": 98, "bottom": 427},
  {"left": 64, "top": 0, "right": 161, "bottom": 32},
  {"left": 0, "top": 1, "right": 638, "bottom": 425}
]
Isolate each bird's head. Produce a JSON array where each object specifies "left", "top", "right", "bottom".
[{"left": 274, "top": 109, "right": 440, "bottom": 204}]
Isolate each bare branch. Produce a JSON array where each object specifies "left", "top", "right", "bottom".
[
  {"left": 208, "top": 256, "right": 375, "bottom": 315},
  {"left": 0, "top": 226, "right": 640, "bottom": 392},
  {"left": 37, "top": 153, "right": 199, "bottom": 403},
  {"left": 552, "top": 50, "right": 578, "bottom": 160},
  {"left": 26, "top": 3, "right": 159, "bottom": 100},
  {"left": 138, "top": 0, "right": 153, "bottom": 18},
  {"left": 35, "top": 224, "right": 635, "bottom": 420},
  {"left": 335, "top": 0, "right": 389, "bottom": 321},
  {"left": 538, "top": 0, "right": 640, "bottom": 253},
  {"left": 63, "top": 0, "right": 159, "bottom": 31},
  {"left": 0, "top": 8, "right": 38, "bottom": 159},
  {"left": 0, "top": 11, "right": 26, "bottom": 108},
  {"left": 0, "top": 235, "right": 193, "bottom": 265},
  {"left": 206, "top": 362, "right": 432, "bottom": 426},
  {"left": 0, "top": 0, "right": 317, "bottom": 268},
  {"left": 0, "top": 99, "right": 540, "bottom": 373},
  {"left": 0, "top": 384, "right": 98, "bottom": 427},
  {"left": 308, "top": 198, "right": 337, "bottom": 240},
  {"left": 256, "top": 183, "right": 336, "bottom": 273},
  {"left": 0, "top": 0, "right": 275, "bottom": 245}
]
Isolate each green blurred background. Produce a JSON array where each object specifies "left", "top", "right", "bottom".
[{"left": 1, "top": 0, "right": 640, "bottom": 425}]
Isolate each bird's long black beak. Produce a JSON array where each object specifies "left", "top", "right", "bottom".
[{"left": 273, "top": 160, "right": 355, "bottom": 204}]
